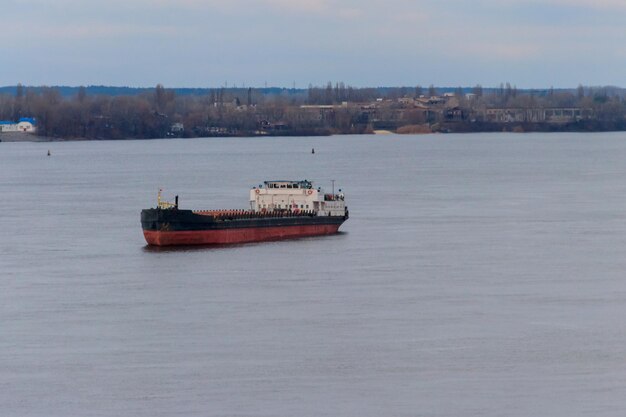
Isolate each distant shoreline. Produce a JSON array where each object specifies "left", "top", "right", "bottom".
[
  {"left": 0, "top": 133, "right": 52, "bottom": 142},
  {"left": 2, "top": 84, "right": 625, "bottom": 141},
  {"left": 4, "top": 127, "right": 626, "bottom": 143}
]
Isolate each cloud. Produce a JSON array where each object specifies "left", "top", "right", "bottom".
[
  {"left": 15, "top": 0, "right": 367, "bottom": 16},
  {"left": 460, "top": 43, "right": 541, "bottom": 61},
  {"left": 263, "top": 0, "right": 328, "bottom": 13},
  {"left": 559, "top": 0, "right": 625, "bottom": 8},
  {"left": 3, "top": 21, "right": 182, "bottom": 41},
  {"left": 477, "top": 0, "right": 626, "bottom": 11}
]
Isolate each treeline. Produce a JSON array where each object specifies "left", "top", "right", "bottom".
[
  {"left": 0, "top": 84, "right": 310, "bottom": 139},
  {"left": 0, "top": 83, "right": 377, "bottom": 139},
  {"left": 461, "top": 83, "right": 626, "bottom": 125},
  {"left": 0, "top": 82, "right": 625, "bottom": 139}
]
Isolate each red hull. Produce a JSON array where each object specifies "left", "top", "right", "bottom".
[{"left": 143, "top": 224, "right": 341, "bottom": 246}]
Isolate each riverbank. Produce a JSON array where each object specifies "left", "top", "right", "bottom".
[
  {"left": 0, "top": 132, "right": 52, "bottom": 142},
  {"left": 5, "top": 124, "right": 626, "bottom": 142}
]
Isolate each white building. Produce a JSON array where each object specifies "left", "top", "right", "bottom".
[{"left": 0, "top": 117, "right": 37, "bottom": 133}]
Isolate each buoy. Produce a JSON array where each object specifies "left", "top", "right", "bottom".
[
  {"left": 47, "top": 150, "right": 51, "bottom": 156},
  {"left": 311, "top": 148, "right": 315, "bottom": 154}
]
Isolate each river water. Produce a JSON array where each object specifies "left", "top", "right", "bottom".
[{"left": 3, "top": 132, "right": 626, "bottom": 416}]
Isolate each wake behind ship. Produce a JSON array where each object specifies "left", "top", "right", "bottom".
[{"left": 141, "top": 180, "right": 348, "bottom": 246}]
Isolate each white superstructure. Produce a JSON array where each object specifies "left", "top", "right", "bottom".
[
  {"left": 0, "top": 117, "right": 37, "bottom": 133},
  {"left": 249, "top": 180, "right": 346, "bottom": 216}
]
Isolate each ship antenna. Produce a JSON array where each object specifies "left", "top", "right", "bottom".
[{"left": 331, "top": 179, "right": 335, "bottom": 195}]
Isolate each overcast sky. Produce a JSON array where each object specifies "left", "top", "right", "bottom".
[{"left": 2, "top": 0, "right": 625, "bottom": 88}]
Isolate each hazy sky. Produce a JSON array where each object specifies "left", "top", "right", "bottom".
[{"left": 3, "top": 0, "right": 625, "bottom": 88}]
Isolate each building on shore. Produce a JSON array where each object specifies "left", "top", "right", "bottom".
[
  {"left": 482, "top": 108, "right": 593, "bottom": 123},
  {"left": 0, "top": 117, "right": 37, "bottom": 133}
]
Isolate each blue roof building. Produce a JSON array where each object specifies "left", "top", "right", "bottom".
[
  {"left": 0, "top": 117, "right": 37, "bottom": 133},
  {"left": 18, "top": 117, "right": 37, "bottom": 125}
]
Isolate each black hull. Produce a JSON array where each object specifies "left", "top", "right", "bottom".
[
  {"left": 141, "top": 208, "right": 348, "bottom": 232},
  {"left": 141, "top": 208, "right": 349, "bottom": 246}
]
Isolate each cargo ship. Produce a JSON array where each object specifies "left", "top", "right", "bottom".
[{"left": 141, "top": 180, "right": 348, "bottom": 246}]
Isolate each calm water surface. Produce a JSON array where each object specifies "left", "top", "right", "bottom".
[{"left": 3, "top": 133, "right": 626, "bottom": 416}]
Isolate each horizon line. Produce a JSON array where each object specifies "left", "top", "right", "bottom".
[{"left": 1, "top": 84, "right": 625, "bottom": 91}]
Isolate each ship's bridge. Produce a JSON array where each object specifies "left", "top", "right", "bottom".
[{"left": 263, "top": 180, "right": 313, "bottom": 189}]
